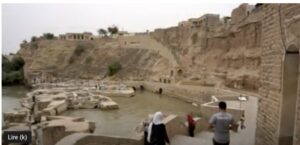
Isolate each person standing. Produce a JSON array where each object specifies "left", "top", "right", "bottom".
[
  {"left": 209, "top": 101, "right": 237, "bottom": 145},
  {"left": 147, "top": 112, "right": 170, "bottom": 145},
  {"left": 187, "top": 114, "right": 196, "bottom": 137}
]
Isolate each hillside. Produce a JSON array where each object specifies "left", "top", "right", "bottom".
[
  {"left": 17, "top": 37, "right": 170, "bottom": 81},
  {"left": 18, "top": 4, "right": 263, "bottom": 92}
]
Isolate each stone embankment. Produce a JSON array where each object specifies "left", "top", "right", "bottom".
[{"left": 2, "top": 81, "right": 137, "bottom": 145}]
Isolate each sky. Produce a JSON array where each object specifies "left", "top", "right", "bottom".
[{"left": 2, "top": 3, "right": 240, "bottom": 54}]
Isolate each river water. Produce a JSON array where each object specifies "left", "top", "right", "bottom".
[
  {"left": 62, "top": 91, "right": 199, "bottom": 137},
  {"left": 2, "top": 87, "right": 199, "bottom": 137},
  {"left": 2, "top": 86, "right": 29, "bottom": 112}
]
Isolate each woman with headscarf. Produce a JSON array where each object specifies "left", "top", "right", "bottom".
[
  {"left": 147, "top": 112, "right": 170, "bottom": 145},
  {"left": 187, "top": 114, "right": 196, "bottom": 137}
]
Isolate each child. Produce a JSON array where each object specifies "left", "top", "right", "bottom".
[
  {"left": 240, "top": 114, "right": 246, "bottom": 129},
  {"left": 187, "top": 114, "right": 196, "bottom": 137}
]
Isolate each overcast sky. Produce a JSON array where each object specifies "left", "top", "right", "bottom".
[{"left": 2, "top": 3, "right": 240, "bottom": 54}]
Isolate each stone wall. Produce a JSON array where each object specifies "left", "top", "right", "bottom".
[
  {"left": 200, "top": 101, "right": 244, "bottom": 121},
  {"left": 256, "top": 4, "right": 300, "bottom": 145},
  {"left": 150, "top": 4, "right": 263, "bottom": 92},
  {"left": 126, "top": 81, "right": 220, "bottom": 104},
  {"left": 55, "top": 115, "right": 206, "bottom": 145}
]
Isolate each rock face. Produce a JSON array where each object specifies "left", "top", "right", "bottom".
[
  {"left": 150, "top": 4, "right": 262, "bottom": 91},
  {"left": 18, "top": 37, "right": 170, "bottom": 83},
  {"left": 17, "top": 5, "right": 264, "bottom": 92}
]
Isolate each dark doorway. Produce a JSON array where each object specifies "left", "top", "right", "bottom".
[
  {"left": 279, "top": 46, "right": 299, "bottom": 145},
  {"left": 158, "top": 88, "right": 163, "bottom": 94},
  {"left": 140, "top": 85, "right": 144, "bottom": 91},
  {"left": 170, "top": 70, "right": 174, "bottom": 77}
]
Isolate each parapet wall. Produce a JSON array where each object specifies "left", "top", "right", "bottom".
[
  {"left": 55, "top": 115, "right": 205, "bottom": 145},
  {"left": 126, "top": 81, "right": 215, "bottom": 104},
  {"left": 200, "top": 101, "right": 244, "bottom": 121}
]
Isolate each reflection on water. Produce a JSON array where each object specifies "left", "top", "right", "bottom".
[
  {"left": 2, "top": 86, "right": 29, "bottom": 112},
  {"left": 62, "top": 91, "right": 199, "bottom": 137}
]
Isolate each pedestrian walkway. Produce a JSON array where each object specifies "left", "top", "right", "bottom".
[{"left": 170, "top": 135, "right": 211, "bottom": 145}]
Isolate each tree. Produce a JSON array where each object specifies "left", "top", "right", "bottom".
[
  {"left": 2, "top": 56, "right": 12, "bottom": 73},
  {"left": 98, "top": 28, "right": 107, "bottom": 37},
  {"left": 31, "top": 36, "right": 37, "bottom": 42},
  {"left": 2, "top": 55, "right": 25, "bottom": 85},
  {"left": 107, "top": 25, "right": 119, "bottom": 35},
  {"left": 11, "top": 56, "right": 25, "bottom": 70},
  {"left": 43, "top": 33, "right": 55, "bottom": 40}
]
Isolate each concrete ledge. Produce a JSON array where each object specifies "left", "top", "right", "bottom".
[
  {"left": 200, "top": 101, "right": 244, "bottom": 121},
  {"left": 55, "top": 133, "right": 143, "bottom": 145}
]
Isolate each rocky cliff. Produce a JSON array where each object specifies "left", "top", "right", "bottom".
[
  {"left": 18, "top": 37, "right": 170, "bottom": 81},
  {"left": 18, "top": 4, "right": 263, "bottom": 92},
  {"left": 150, "top": 4, "right": 263, "bottom": 91}
]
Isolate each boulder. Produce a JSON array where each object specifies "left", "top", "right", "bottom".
[{"left": 98, "top": 101, "right": 119, "bottom": 110}]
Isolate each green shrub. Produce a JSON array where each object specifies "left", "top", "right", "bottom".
[
  {"left": 2, "top": 71, "right": 24, "bottom": 85},
  {"left": 68, "top": 56, "right": 75, "bottom": 64},
  {"left": 31, "top": 42, "right": 38, "bottom": 49},
  {"left": 85, "top": 57, "right": 93, "bottom": 64},
  {"left": 108, "top": 61, "right": 122, "bottom": 76},
  {"left": 11, "top": 56, "right": 25, "bottom": 70},
  {"left": 74, "top": 45, "right": 85, "bottom": 56},
  {"left": 2, "top": 57, "right": 12, "bottom": 73},
  {"left": 31, "top": 36, "right": 37, "bottom": 42},
  {"left": 2, "top": 56, "right": 25, "bottom": 85},
  {"left": 22, "top": 40, "right": 28, "bottom": 44}
]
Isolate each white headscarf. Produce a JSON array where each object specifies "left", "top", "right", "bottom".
[{"left": 147, "top": 112, "right": 163, "bottom": 142}]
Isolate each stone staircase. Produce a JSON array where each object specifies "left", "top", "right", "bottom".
[{"left": 170, "top": 135, "right": 211, "bottom": 145}]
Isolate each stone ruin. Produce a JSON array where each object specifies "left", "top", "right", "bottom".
[{"left": 2, "top": 82, "right": 138, "bottom": 145}]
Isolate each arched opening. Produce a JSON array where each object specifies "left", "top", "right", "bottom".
[
  {"left": 170, "top": 70, "right": 174, "bottom": 77},
  {"left": 132, "top": 86, "right": 136, "bottom": 91},
  {"left": 140, "top": 85, "right": 144, "bottom": 91},
  {"left": 158, "top": 88, "right": 163, "bottom": 94},
  {"left": 279, "top": 45, "right": 299, "bottom": 145},
  {"left": 177, "top": 69, "right": 183, "bottom": 76}
]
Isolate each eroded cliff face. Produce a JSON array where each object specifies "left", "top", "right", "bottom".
[
  {"left": 150, "top": 5, "right": 264, "bottom": 91},
  {"left": 18, "top": 4, "right": 264, "bottom": 92},
  {"left": 18, "top": 38, "right": 170, "bottom": 81}
]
